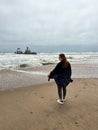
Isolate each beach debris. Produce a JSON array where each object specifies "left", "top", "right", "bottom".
[
  {"left": 20, "top": 64, "right": 28, "bottom": 67},
  {"left": 41, "top": 60, "right": 55, "bottom": 65}
]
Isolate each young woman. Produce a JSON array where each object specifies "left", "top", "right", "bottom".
[{"left": 48, "top": 53, "right": 73, "bottom": 104}]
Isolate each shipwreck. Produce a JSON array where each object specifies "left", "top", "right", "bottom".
[{"left": 15, "top": 47, "right": 37, "bottom": 55}]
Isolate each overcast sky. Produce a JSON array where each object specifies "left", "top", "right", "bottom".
[{"left": 0, "top": 0, "right": 98, "bottom": 50}]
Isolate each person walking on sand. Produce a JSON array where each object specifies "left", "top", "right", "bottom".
[{"left": 48, "top": 53, "right": 73, "bottom": 105}]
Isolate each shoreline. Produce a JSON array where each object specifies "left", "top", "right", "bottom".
[
  {"left": 0, "top": 77, "right": 98, "bottom": 92},
  {"left": 0, "top": 63, "right": 98, "bottom": 91}
]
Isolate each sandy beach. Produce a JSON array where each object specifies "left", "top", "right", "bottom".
[
  {"left": 0, "top": 0, "right": 98, "bottom": 129},
  {"left": 0, "top": 78, "right": 98, "bottom": 130}
]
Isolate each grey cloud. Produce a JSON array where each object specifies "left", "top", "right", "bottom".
[{"left": 0, "top": 0, "right": 98, "bottom": 47}]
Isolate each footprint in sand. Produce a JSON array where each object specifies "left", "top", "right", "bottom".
[
  {"left": 75, "top": 122, "right": 80, "bottom": 127},
  {"left": 34, "top": 92, "right": 37, "bottom": 95},
  {"left": 30, "top": 112, "right": 33, "bottom": 114},
  {"left": 96, "top": 109, "right": 98, "bottom": 112},
  {"left": 75, "top": 94, "right": 78, "bottom": 98},
  {"left": 41, "top": 96, "right": 44, "bottom": 99},
  {"left": 83, "top": 86, "right": 86, "bottom": 89},
  {"left": 45, "top": 113, "right": 50, "bottom": 117}
]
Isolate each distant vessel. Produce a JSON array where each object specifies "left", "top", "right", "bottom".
[
  {"left": 15, "top": 47, "right": 37, "bottom": 55},
  {"left": 15, "top": 48, "right": 23, "bottom": 54}
]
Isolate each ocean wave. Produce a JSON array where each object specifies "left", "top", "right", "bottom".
[{"left": 0, "top": 52, "right": 98, "bottom": 70}]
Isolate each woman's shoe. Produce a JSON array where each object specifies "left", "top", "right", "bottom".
[{"left": 57, "top": 99, "right": 64, "bottom": 105}]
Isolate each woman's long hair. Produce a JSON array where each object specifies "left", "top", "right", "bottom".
[{"left": 59, "top": 54, "right": 68, "bottom": 68}]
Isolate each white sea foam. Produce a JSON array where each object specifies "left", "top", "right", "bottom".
[
  {"left": 0, "top": 52, "right": 98, "bottom": 70},
  {"left": 12, "top": 69, "right": 48, "bottom": 76}
]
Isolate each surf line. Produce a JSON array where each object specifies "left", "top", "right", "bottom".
[{"left": 11, "top": 69, "right": 47, "bottom": 76}]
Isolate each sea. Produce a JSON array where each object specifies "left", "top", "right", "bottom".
[
  {"left": 0, "top": 52, "right": 98, "bottom": 90},
  {"left": 0, "top": 52, "right": 98, "bottom": 70}
]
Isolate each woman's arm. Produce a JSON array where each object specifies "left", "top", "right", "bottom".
[{"left": 49, "top": 62, "right": 61, "bottom": 77}]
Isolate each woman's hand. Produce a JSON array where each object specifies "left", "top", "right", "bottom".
[
  {"left": 48, "top": 74, "right": 51, "bottom": 81},
  {"left": 48, "top": 74, "right": 50, "bottom": 78}
]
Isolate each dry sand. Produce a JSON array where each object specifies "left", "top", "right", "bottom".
[{"left": 0, "top": 78, "right": 98, "bottom": 130}]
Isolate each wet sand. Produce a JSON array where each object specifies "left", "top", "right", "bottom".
[
  {"left": 0, "top": 78, "right": 98, "bottom": 130},
  {"left": 0, "top": 64, "right": 98, "bottom": 91}
]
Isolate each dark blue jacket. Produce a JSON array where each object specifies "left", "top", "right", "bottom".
[{"left": 50, "top": 61, "right": 72, "bottom": 87}]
